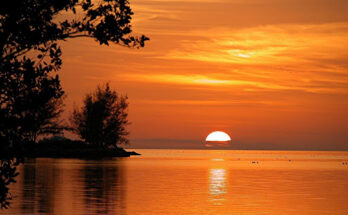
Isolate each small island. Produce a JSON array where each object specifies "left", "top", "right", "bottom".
[
  {"left": 36, "top": 136, "right": 140, "bottom": 158},
  {"left": 0, "top": 84, "right": 139, "bottom": 160},
  {"left": 0, "top": 136, "right": 140, "bottom": 159}
]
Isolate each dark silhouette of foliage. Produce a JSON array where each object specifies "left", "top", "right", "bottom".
[
  {"left": 0, "top": 0, "right": 148, "bottom": 208},
  {"left": 0, "top": 158, "right": 21, "bottom": 209},
  {"left": 0, "top": 55, "right": 66, "bottom": 144},
  {"left": 71, "top": 84, "right": 129, "bottom": 148},
  {"left": 33, "top": 136, "right": 138, "bottom": 158},
  {"left": 1, "top": 0, "right": 148, "bottom": 146}
]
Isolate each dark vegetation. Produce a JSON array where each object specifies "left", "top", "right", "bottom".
[
  {"left": 71, "top": 83, "right": 130, "bottom": 148},
  {"left": 34, "top": 136, "right": 139, "bottom": 158},
  {"left": 0, "top": 0, "right": 148, "bottom": 208}
]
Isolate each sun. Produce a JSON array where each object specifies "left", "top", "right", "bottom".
[
  {"left": 205, "top": 131, "right": 231, "bottom": 147},
  {"left": 206, "top": 131, "right": 231, "bottom": 142}
]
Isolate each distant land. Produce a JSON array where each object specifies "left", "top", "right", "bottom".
[{"left": 128, "top": 138, "right": 348, "bottom": 151}]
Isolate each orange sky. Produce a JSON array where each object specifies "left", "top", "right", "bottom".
[{"left": 59, "top": 0, "right": 348, "bottom": 150}]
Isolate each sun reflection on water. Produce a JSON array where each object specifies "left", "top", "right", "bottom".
[{"left": 209, "top": 168, "right": 227, "bottom": 205}]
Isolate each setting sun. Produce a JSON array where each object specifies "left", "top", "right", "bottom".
[
  {"left": 206, "top": 131, "right": 231, "bottom": 142},
  {"left": 2, "top": 0, "right": 348, "bottom": 215}
]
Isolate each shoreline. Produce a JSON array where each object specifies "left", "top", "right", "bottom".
[
  {"left": 0, "top": 140, "right": 141, "bottom": 159},
  {"left": 0, "top": 149, "right": 141, "bottom": 159}
]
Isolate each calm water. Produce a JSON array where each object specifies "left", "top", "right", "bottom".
[{"left": 3, "top": 149, "right": 348, "bottom": 215}]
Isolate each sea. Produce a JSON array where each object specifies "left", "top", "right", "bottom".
[{"left": 3, "top": 149, "right": 348, "bottom": 215}]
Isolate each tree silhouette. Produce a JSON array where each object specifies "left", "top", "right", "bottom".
[
  {"left": 1, "top": 0, "right": 148, "bottom": 148},
  {"left": 0, "top": 0, "right": 148, "bottom": 208},
  {"left": 71, "top": 84, "right": 129, "bottom": 148}
]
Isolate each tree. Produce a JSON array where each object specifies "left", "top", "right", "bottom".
[
  {"left": 0, "top": 0, "right": 148, "bottom": 148},
  {"left": 0, "top": 0, "right": 148, "bottom": 208},
  {"left": 71, "top": 83, "right": 129, "bottom": 148},
  {"left": 0, "top": 55, "right": 67, "bottom": 144}
]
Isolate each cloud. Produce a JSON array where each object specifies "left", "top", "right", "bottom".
[
  {"left": 117, "top": 71, "right": 348, "bottom": 94},
  {"left": 123, "top": 22, "right": 348, "bottom": 94},
  {"left": 119, "top": 73, "right": 287, "bottom": 88},
  {"left": 162, "top": 23, "right": 348, "bottom": 66},
  {"left": 133, "top": 99, "right": 281, "bottom": 106}
]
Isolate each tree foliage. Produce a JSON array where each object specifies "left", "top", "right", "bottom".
[
  {"left": 71, "top": 83, "right": 129, "bottom": 148},
  {"left": 0, "top": 0, "right": 148, "bottom": 146},
  {"left": 0, "top": 0, "right": 148, "bottom": 208}
]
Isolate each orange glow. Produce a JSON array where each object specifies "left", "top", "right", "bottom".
[
  {"left": 6, "top": 151, "right": 348, "bottom": 214},
  {"left": 59, "top": 0, "right": 348, "bottom": 150}
]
